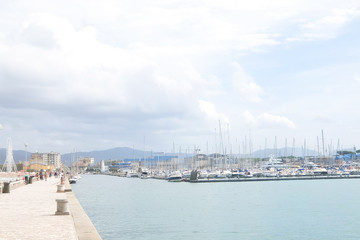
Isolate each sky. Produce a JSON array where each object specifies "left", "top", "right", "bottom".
[{"left": 1, "top": 0, "right": 360, "bottom": 155}]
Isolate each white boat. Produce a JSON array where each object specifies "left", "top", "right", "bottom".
[
  {"left": 168, "top": 171, "right": 182, "bottom": 182},
  {"left": 69, "top": 175, "right": 81, "bottom": 184},
  {"left": 220, "top": 169, "right": 232, "bottom": 178},
  {"left": 313, "top": 168, "right": 328, "bottom": 176},
  {"left": 181, "top": 170, "right": 192, "bottom": 180},
  {"left": 140, "top": 168, "right": 150, "bottom": 179},
  {"left": 264, "top": 155, "right": 287, "bottom": 169},
  {"left": 126, "top": 170, "right": 139, "bottom": 178},
  {"left": 207, "top": 170, "right": 218, "bottom": 179},
  {"left": 198, "top": 170, "right": 208, "bottom": 179}
]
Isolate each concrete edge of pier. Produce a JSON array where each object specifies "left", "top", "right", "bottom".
[
  {"left": 66, "top": 183, "right": 103, "bottom": 240},
  {"left": 187, "top": 174, "right": 360, "bottom": 183}
]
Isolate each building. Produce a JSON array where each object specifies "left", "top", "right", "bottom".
[
  {"left": 27, "top": 152, "right": 52, "bottom": 171},
  {"left": 29, "top": 152, "right": 44, "bottom": 165},
  {"left": 26, "top": 151, "right": 61, "bottom": 171},
  {"left": 73, "top": 157, "right": 95, "bottom": 171},
  {"left": 43, "top": 152, "right": 61, "bottom": 169}
]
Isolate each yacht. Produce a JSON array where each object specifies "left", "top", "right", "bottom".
[
  {"left": 168, "top": 171, "right": 182, "bottom": 182},
  {"left": 264, "top": 155, "right": 287, "bottom": 169}
]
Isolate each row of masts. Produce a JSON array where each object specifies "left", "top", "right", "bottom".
[{"left": 130, "top": 125, "right": 352, "bottom": 172}]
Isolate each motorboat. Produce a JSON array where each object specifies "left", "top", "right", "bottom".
[
  {"left": 69, "top": 175, "right": 81, "bottom": 184},
  {"left": 168, "top": 171, "right": 182, "bottom": 182}
]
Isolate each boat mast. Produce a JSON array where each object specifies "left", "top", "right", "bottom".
[{"left": 321, "top": 129, "right": 325, "bottom": 157}]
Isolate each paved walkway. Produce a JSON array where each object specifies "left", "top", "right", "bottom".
[{"left": 0, "top": 177, "right": 78, "bottom": 240}]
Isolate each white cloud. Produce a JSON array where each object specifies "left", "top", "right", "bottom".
[
  {"left": 286, "top": 7, "right": 360, "bottom": 42},
  {"left": 231, "top": 64, "right": 263, "bottom": 102},
  {"left": 258, "top": 113, "right": 296, "bottom": 129},
  {"left": 199, "top": 100, "right": 229, "bottom": 124},
  {"left": 243, "top": 111, "right": 295, "bottom": 129},
  {"left": 0, "top": 1, "right": 360, "bottom": 152},
  {"left": 355, "top": 75, "right": 360, "bottom": 84},
  {"left": 0, "top": 13, "right": 207, "bottom": 113}
]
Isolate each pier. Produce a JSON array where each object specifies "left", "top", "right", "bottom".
[
  {"left": 187, "top": 174, "right": 360, "bottom": 183},
  {"left": 0, "top": 176, "right": 102, "bottom": 240}
]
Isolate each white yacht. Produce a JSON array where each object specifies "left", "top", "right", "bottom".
[
  {"left": 168, "top": 171, "right": 182, "bottom": 182},
  {"left": 264, "top": 155, "right": 287, "bottom": 169}
]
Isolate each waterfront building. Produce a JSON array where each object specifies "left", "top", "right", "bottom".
[
  {"left": 73, "top": 157, "right": 95, "bottom": 171},
  {"left": 27, "top": 152, "right": 52, "bottom": 171},
  {"left": 26, "top": 151, "right": 61, "bottom": 171},
  {"left": 43, "top": 151, "right": 61, "bottom": 169}
]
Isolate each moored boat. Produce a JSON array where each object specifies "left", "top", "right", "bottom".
[{"left": 168, "top": 171, "right": 182, "bottom": 182}]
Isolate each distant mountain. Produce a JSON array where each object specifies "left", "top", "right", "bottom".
[
  {"left": 60, "top": 147, "right": 158, "bottom": 166},
  {"left": 0, "top": 148, "right": 30, "bottom": 164},
  {"left": 251, "top": 147, "right": 319, "bottom": 158}
]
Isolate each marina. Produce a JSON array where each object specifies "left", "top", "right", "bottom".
[{"left": 102, "top": 153, "right": 360, "bottom": 183}]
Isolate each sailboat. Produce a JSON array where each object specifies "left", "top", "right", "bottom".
[{"left": 70, "top": 149, "right": 81, "bottom": 184}]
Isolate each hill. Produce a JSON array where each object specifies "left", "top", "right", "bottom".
[
  {"left": 60, "top": 147, "right": 157, "bottom": 165},
  {"left": 0, "top": 148, "right": 30, "bottom": 164}
]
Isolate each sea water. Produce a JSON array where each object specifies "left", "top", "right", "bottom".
[{"left": 72, "top": 174, "right": 360, "bottom": 240}]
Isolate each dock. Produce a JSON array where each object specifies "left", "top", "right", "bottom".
[
  {"left": 0, "top": 176, "right": 102, "bottom": 240},
  {"left": 188, "top": 174, "right": 360, "bottom": 183}
]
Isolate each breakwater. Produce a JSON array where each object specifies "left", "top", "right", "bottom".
[
  {"left": 187, "top": 174, "right": 360, "bottom": 183},
  {"left": 106, "top": 170, "right": 360, "bottom": 183}
]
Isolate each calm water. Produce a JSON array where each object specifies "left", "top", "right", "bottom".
[{"left": 72, "top": 174, "right": 360, "bottom": 240}]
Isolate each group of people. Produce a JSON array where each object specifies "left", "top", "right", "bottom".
[
  {"left": 35, "top": 170, "right": 50, "bottom": 181},
  {"left": 32, "top": 170, "right": 65, "bottom": 181},
  {"left": 24, "top": 170, "right": 65, "bottom": 184}
]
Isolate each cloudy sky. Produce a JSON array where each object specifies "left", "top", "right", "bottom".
[{"left": 1, "top": 0, "right": 360, "bottom": 155}]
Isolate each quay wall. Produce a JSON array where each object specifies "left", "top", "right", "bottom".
[
  {"left": 67, "top": 190, "right": 102, "bottom": 240},
  {"left": 65, "top": 179, "right": 103, "bottom": 240},
  {"left": 189, "top": 175, "right": 360, "bottom": 183}
]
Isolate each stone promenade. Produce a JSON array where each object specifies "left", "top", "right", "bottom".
[{"left": 0, "top": 176, "right": 101, "bottom": 240}]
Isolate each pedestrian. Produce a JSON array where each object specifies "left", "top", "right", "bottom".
[{"left": 60, "top": 170, "right": 64, "bottom": 185}]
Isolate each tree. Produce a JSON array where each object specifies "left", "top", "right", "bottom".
[{"left": 16, "top": 163, "right": 24, "bottom": 171}]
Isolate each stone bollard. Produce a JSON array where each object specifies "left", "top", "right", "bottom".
[
  {"left": 57, "top": 184, "right": 65, "bottom": 193},
  {"left": 3, "top": 182, "right": 10, "bottom": 193},
  {"left": 55, "top": 199, "right": 70, "bottom": 215}
]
